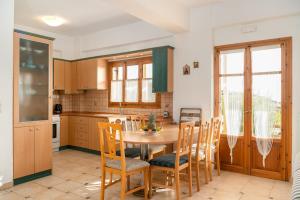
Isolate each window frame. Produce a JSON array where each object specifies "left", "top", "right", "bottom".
[{"left": 108, "top": 57, "right": 161, "bottom": 108}]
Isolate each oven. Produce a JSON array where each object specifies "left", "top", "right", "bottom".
[{"left": 52, "top": 115, "right": 60, "bottom": 152}]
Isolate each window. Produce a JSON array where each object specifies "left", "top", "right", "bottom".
[{"left": 109, "top": 57, "right": 160, "bottom": 108}]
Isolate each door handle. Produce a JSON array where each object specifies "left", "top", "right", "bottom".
[{"left": 244, "top": 111, "right": 250, "bottom": 113}]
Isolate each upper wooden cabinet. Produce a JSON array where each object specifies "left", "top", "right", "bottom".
[
  {"left": 77, "top": 58, "right": 107, "bottom": 90},
  {"left": 53, "top": 59, "right": 65, "bottom": 90},
  {"left": 152, "top": 47, "right": 174, "bottom": 93}
]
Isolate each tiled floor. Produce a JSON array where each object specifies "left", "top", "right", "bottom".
[{"left": 0, "top": 150, "right": 291, "bottom": 200}]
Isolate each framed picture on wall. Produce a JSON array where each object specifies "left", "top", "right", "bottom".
[{"left": 183, "top": 64, "right": 190, "bottom": 75}]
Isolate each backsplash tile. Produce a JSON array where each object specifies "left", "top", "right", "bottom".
[{"left": 53, "top": 90, "right": 173, "bottom": 117}]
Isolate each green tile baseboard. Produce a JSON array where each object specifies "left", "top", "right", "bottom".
[
  {"left": 13, "top": 169, "right": 52, "bottom": 185},
  {"left": 59, "top": 145, "right": 100, "bottom": 155}
]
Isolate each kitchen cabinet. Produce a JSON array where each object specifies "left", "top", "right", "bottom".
[
  {"left": 152, "top": 46, "right": 174, "bottom": 93},
  {"left": 77, "top": 58, "right": 107, "bottom": 90},
  {"left": 60, "top": 116, "right": 69, "bottom": 146},
  {"left": 13, "top": 123, "right": 52, "bottom": 179},
  {"left": 74, "top": 117, "right": 89, "bottom": 148},
  {"left": 53, "top": 59, "right": 65, "bottom": 90},
  {"left": 13, "top": 127, "right": 35, "bottom": 178},
  {"left": 69, "top": 116, "right": 76, "bottom": 146},
  {"left": 34, "top": 123, "right": 52, "bottom": 173},
  {"left": 13, "top": 32, "right": 53, "bottom": 180},
  {"left": 88, "top": 117, "right": 106, "bottom": 151}
]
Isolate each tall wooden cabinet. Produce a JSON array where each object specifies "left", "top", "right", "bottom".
[{"left": 13, "top": 32, "right": 53, "bottom": 181}]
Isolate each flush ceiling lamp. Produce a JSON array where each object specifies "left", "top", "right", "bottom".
[{"left": 41, "top": 16, "right": 65, "bottom": 27}]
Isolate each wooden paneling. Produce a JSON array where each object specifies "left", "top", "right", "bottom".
[
  {"left": 13, "top": 127, "right": 35, "bottom": 178},
  {"left": 60, "top": 116, "right": 69, "bottom": 146},
  {"left": 34, "top": 123, "right": 52, "bottom": 173},
  {"left": 53, "top": 59, "right": 65, "bottom": 90}
]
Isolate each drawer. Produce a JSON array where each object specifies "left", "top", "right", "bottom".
[
  {"left": 77, "top": 125, "right": 88, "bottom": 133},
  {"left": 76, "top": 131, "right": 88, "bottom": 140},
  {"left": 76, "top": 139, "right": 88, "bottom": 148},
  {"left": 75, "top": 117, "right": 89, "bottom": 125}
]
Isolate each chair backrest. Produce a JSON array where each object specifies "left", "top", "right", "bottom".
[
  {"left": 130, "top": 115, "right": 145, "bottom": 131},
  {"left": 175, "top": 122, "right": 195, "bottom": 167},
  {"left": 179, "top": 108, "right": 202, "bottom": 126},
  {"left": 210, "top": 117, "right": 222, "bottom": 146},
  {"left": 98, "top": 122, "right": 126, "bottom": 170},
  {"left": 195, "top": 122, "right": 211, "bottom": 160},
  {"left": 108, "top": 116, "right": 128, "bottom": 131}
]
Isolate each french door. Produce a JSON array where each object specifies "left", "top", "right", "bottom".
[{"left": 214, "top": 38, "right": 292, "bottom": 180}]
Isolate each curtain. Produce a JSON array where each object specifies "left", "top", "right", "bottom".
[{"left": 224, "top": 91, "right": 243, "bottom": 164}]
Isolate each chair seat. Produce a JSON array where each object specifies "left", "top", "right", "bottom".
[
  {"left": 149, "top": 153, "right": 188, "bottom": 168},
  {"left": 149, "top": 144, "right": 166, "bottom": 154},
  {"left": 116, "top": 148, "right": 141, "bottom": 158},
  {"left": 106, "top": 158, "right": 149, "bottom": 171},
  {"left": 191, "top": 149, "right": 206, "bottom": 160}
]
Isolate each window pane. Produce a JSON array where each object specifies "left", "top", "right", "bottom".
[
  {"left": 118, "top": 66, "right": 123, "bottom": 80},
  {"left": 142, "top": 79, "right": 155, "bottom": 102},
  {"left": 220, "top": 49, "right": 244, "bottom": 74},
  {"left": 251, "top": 45, "right": 281, "bottom": 73},
  {"left": 111, "top": 81, "right": 122, "bottom": 102},
  {"left": 112, "top": 67, "right": 117, "bottom": 80},
  {"left": 143, "top": 63, "right": 153, "bottom": 78},
  {"left": 252, "top": 74, "right": 281, "bottom": 138},
  {"left": 125, "top": 80, "right": 138, "bottom": 102},
  {"left": 127, "top": 65, "right": 139, "bottom": 79},
  {"left": 220, "top": 76, "right": 244, "bottom": 136}
]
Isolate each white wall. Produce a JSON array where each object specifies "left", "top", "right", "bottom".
[
  {"left": 173, "top": 6, "right": 213, "bottom": 121},
  {"left": 214, "top": 14, "right": 300, "bottom": 174},
  {"left": 75, "top": 21, "right": 174, "bottom": 58},
  {"left": 14, "top": 24, "right": 76, "bottom": 60},
  {"left": 0, "top": 0, "right": 14, "bottom": 186}
]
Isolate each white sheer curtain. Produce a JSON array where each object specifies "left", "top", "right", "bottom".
[
  {"left": 224, "top": 91, "right": 243, "bottom": 164},
  {"left": 253, "top": 95, "right": 275, "bottom": 167}
]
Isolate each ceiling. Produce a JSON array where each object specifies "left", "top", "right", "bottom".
[
  {"left": 175, "top": 0, "right": 222, "bottom": 7},
  {"left": 14, "top": 0, "right": 140, "bottom": 36}
]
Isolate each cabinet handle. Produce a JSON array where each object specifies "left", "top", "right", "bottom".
[
  {"left": 36, "top": 128, "right": 40, "bottom": 131},
  {"left": 29, "top": 128, "right": 34, "bottom": 132}
]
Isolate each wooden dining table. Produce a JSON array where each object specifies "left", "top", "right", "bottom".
[{"left": 119, "top": 124, "right": 180, "bottom": 160}]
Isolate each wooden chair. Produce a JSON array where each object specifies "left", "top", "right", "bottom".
[
  {"left": 98, "top": 122, "right": 149, "bottom": 200},
  {"left": 149, "top": 122, "right": 195, "bottom": 200},
  {"left": 191, "top": 121, "right": 212, "bottom": 191},
  {"left": 208, "top": 117, "right": 222, "bottom": 180},
  {"left": 109, "top": 116, "right": 141, "bottom": 159}
]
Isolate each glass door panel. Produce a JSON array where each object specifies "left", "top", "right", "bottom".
[{"left": 19, "top": 38, "right": 49, "bottom": 122}]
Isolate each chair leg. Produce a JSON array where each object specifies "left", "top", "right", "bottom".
[
  {"left": 204, "top": 160, "right": 209, "bottom": 184},
  {"left": 149, "top": 168, "right": 153, "bottom": 198},
  {"left": 216, "top": 150, "right": 221, "bottom": 176},
  {"left": 175, "top": 170, "right": 181, "bottom": 200},
  {"left": 100, "top": 168, "right": 106, "bottom": 200},
  {"left": 144, "top": 168, "right": 149, "bottom": 200},
  {"left": 188, "top": 165, "right": 192, "bottom": 197},
  {"left": 195, "top": 161, "right": 200, "bottom": 191},
  {"left": 120, "top": 175, "right": 127, "bottom": 200},
  {"left": 109, "top": 172, "right": 113, "bottom": 184},
  {"left": 127, "top": 175, "right": 130, "bottom": 191},
  {"left": 209, "top": 161, "right": 213, "bottom": 181}
]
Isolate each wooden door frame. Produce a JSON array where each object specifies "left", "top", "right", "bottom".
[{"left": 213, "top": 37, "right": 292, "bottom": 181}]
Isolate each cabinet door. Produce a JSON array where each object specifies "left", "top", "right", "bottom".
[
  {"left": 34, "top": 123, "right": 52, "bottom": 173},
  {"left": 77, "top": 60, "right": 88, "bottom": 90},
  {"left": 64, "top": 61, "right": 72, "bottom": 94},
  {"left": 71, "top": 62, "right": 80, "bottom": 93},
  {"left": 53, "top": 59, "right": 65, "bottom": 90},
  {"left": 69, "top": 116, "right": 76, "bottom": 145},
  {"left": 60, "top": 116, "right": 69, "bottom": 146},
  {"left": 88, "top": 118, "right": 103, "bottom": 151},
  {"left": 14, "top": 127, "right": 35, "bottom": 178},
  {"left": 95, "top": 59, "right": 108, "bottom": 90}
]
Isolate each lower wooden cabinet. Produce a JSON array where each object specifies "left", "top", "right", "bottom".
[
  {"left": 60, "top": 116, "right": 69, "bottom": 146},
  {"left": 14, "top": 127, "right": 35, "bottom": 179},
  {"left": 13, "top": 123, "right": 52, "bottom": 179},
  {"left": 88, "top": 118, "right": 106, "bottom": 151}
]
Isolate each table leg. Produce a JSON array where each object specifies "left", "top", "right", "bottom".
[{"left": 133, "top": 144, "right": 150, "bottom": 197}]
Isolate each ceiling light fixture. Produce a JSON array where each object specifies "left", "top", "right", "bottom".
[{"left": 41, "top": 16, "right": 65, "bottom": 27}]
